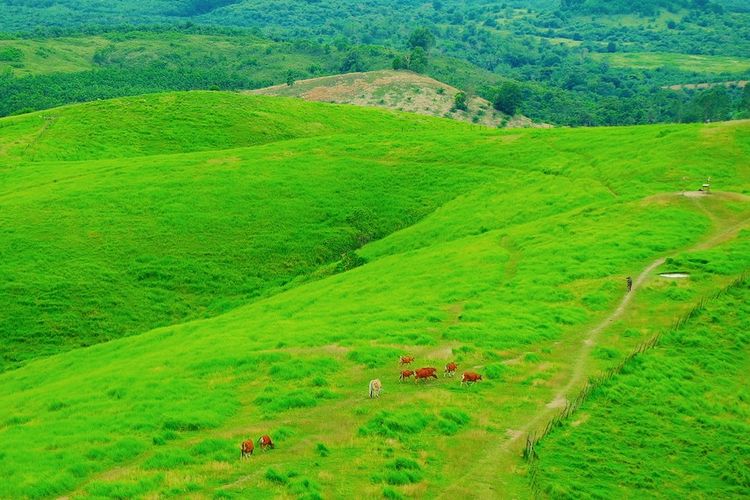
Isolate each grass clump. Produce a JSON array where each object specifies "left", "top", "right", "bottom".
[
  {"left": 484, "top": 363, "right": 508, "bottom": 380},
  {"left": 87, "top": 475, "right": 163, "bottom": 499},
  {"left": 359, "top": 410, "right": 431, "bottom": 440},
  {"left": 255, "top": 388, "right": 337, "bottom": 414},
  {"left": 264, "top": 468, "right": 287, "bottom": 485},
  {"left": 143, "top": 449, "right": 195, "bottom": 470},
  {"left": 437, "top": 408, "right": 471, "bottom": 436},
  {"left": 382, "top": 486, "right": 405, "bottom": 499},
  {"left": 190, "top": 438, "right": 234, "bottom": 462},
  {"left": 347, "top": 347, "right": 402, "bottom": 368},
  {"left": 383, "top": 458, "right": 422, "bottom": 485},
  {"left": 162, "top": 412, "right": 220, "bottom": 432},
  {"left": 267, "top": 357, "right": 339, "bottom": 381}
]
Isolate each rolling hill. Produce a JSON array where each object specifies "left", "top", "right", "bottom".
[
  {"left": 1, "top": 92, "right": 749, "bottom": 498},
  {"left": 0, "top": 91, "right": 484, "bottom": 369},
  {"left": 251, "top": 70, "right": 541, "bottom": 129}
]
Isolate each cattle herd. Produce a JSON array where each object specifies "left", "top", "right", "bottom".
[
  {"left": 391, "top": 355, "right": 482, "bottom": 390},
  {"left": 240, "top": 355, "right": 482, "bottom": 459}
]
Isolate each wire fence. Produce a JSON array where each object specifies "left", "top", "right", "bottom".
[{"left": 523, "top": 273, "right": 748, "bottom": 496}]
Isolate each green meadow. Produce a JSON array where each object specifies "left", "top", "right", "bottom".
[
  {"left": 0, "top": 93, "right": 749, "bottom": 498},
  {"left": 591, "top": 51, "right": 750, "bottom": 74},
  {"left": 533, "top": 278, "right": 750, "bottom": 498}
]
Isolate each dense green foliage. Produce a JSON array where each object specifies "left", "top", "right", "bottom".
[
  {"left": 2, "top": 1, "right": 750, "bottom": 124},
  {"left": 0, "top": 92, "right": 748, "bottom": 497},
  {"left": 0, "top": 31, "right": 396, "bottom": 117},
  {"left": 534, "top": 278, "right": 750, "bottom": 497}
]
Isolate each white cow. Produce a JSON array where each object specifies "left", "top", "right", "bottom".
[{"left": 369, "top": 379, "right": 382, "bottom": 399}]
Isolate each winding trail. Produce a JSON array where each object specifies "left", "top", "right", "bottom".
[{"left": 441, "top": 195, "right": 750, "bottom": 498}]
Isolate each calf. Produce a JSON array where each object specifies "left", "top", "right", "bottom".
[
  {"left": 258, "top": 435, "right": 275, "bottom": 451},
  {"left": 461, "top": 371, "right": 482, "bottom": 385},
  {"left": 241, "top": 439, "right": 254, "bottom": 459},
  {"left": 399, "top": 356, "right": 415, "bottom": 365},
  {"left": 369, "top": 378, "right": 383, "bottom": 398},
  {"left": 414, "top": 367, "right": 438, "bottom": 383},
  {"left": 444, "top": 362, "right": 458, "bottom": 377},
  {"left": 399, "top": 370, "right": 414, "bottom": 382}
]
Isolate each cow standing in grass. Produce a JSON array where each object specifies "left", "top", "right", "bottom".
[
  {"left": 258, "top": 435, "right": 275, "bottom": 451},
  {"left": 414, "top": 367, "right": 438, "bottom": 383},
  {"left": 399, "top": 356, "right": 414, "bottom": 366},
  {"left": 461, "top": 372, "right": 482, "bottom": 385},
  {"left": 241, "top": 439, "right": 254, "bottom": 459},
  {"left": 369, "top": 378, "right": 383, "bottom": 398},
  {"left": 399, "top": 370, "right": 414, "bottom": 382},
  {"left": 444, "top": 362, "right": 457, "bottom": 377}
]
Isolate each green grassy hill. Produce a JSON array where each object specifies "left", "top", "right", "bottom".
[
  {"left": 0, "top": 91, "right": 486, "bottom": 369},
  {"left": 1, "top": 93, "right": 749, "bottom": 498},
  {"left": 533, "top": 278, "right": 750, "bottom": 497}
]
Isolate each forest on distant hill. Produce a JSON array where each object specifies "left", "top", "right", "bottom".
[{"left": 1, "top": 0, "right": 749, "bottom": 125}]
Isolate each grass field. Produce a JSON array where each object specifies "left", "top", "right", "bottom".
[
  {"left": 590, "top": 51, "right": 750, "bottom": 74},
  {"left": 0, "top": 93, "right": 749, "bottom": 497},
  {"left": 533, "top": 277, "right": 750, "bottom": 498},
  {"left": 0, "top": 92, "right": 487, "bottom": 368}
]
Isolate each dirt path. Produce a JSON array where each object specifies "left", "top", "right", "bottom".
[
  {"left": 438, "top": 256, "right": 665, "bottom": 498},
  {"left": 440, "top": 196, "right": 750, "bottom": 498}
]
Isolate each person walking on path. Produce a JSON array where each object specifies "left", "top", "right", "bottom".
[{"left": 626, "top": 276, "right": 633, "bottom": 293}]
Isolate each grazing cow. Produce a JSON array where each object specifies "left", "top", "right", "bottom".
[
  {"left": 369, "top": 378, "right": 383, "bottom": 398},
  {"left": 258, "top": 435, "right": 275, "bottom": 451},
  {"left": 399, "top": 356, "right": 415, "bottom": 365},
  {"left": 414, "top": 367, "right": 438, "bottom": 383},
  {"left": 444, "top": 362, "right": 458, "bottom": 377},
  {"left": 461, "top": 371, "right": 482, "bottom": 385},
  {"left": 399, "top": 370, "right": 414, "bottom": 382},
  {"left": 241, "top": 439, "right": 254, "bottom": 459}
]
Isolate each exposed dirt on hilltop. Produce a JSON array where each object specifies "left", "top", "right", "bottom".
[{"left": 250, "top": 70, "right": 548, "bottom": 129}]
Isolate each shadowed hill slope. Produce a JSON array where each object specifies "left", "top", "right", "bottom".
[{"left": 0, "top": 92, "right": 488, "bottom": 369}]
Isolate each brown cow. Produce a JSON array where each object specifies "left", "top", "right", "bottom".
[
  {"left": 258, "top": 435, "right": 275, "bottom": 451},
  {"left": 461, "top": 371, "right": 482, "bottom": 385},
  {"left": 241, "top": 439, "right": 254, "bottom": 459},
  {"left": 399, "top": 370, "right": 414, "bottom": 382},
  {"left": 414, "top": 367, "right": 438, "bottom": 383},
  {"left": 399, "top": 356, "right": 415, "bottom": 365},
  {"left": 444, "top": 362, "right": 458, "bottom": 377}
]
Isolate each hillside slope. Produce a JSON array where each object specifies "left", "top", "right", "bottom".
[
  {"left": 0, "top": 92, "right": 485, "bottom": 369},
  {"left": 535, "top": 278, "right": 750, "bottom": 497},
  {"left": 1, "top": 94, "right": 749, "bottom": 497},
  {"left": 251, "top": 70, "right": 541, "bottom": 129}
]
